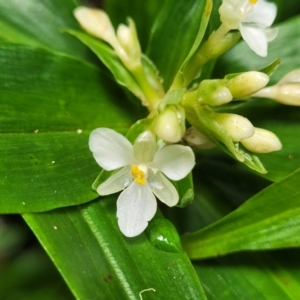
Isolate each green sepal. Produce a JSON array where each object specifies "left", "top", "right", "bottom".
[{"left": 258, "top": 58, "right": 281, "bottom": 77}]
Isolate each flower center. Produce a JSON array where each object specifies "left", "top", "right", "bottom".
[
  {"left": 131, "top": 164, "right": 148, "bottom": 185},
  {"left": 248, "top": 0, "right": 258, "bottom": 4}
]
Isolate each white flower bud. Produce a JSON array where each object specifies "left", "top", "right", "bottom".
[
  {"left": 278, "top": 69, "right": 300, "bottom": 84},
  {"left": 216, "top": 113, "right": 255, "bottom": 142},
  {"left": 197, "top": 80, "right": 233, "bottom": 106},
  {"left": 240, "top": 127, "right": 282, "bottom": 153},
  {"left": 116, "top": 19, "right": 141, "bottom": 68},
  {"left": 226, "top": 71, "right": 269, "bottom": 98},
  {"left": 184, "top": 127, "right": 215, "bottom": 149},
  {"left": 155, "top": 106, "right": 186, "bottom": 143},
  {"left": 219, "top": 0, "right": 245, "bottom": 30},
  {"left": 253, "top": 69, "right": 300, "bottom": 106},
  {"left": 74, "top": 7, "right": 119, "bottom": 49}
]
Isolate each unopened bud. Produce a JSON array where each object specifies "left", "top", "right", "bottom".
[
  {"left": 215, "top": 113, "right": 255, "bottom": 142},
  {"left": 226, "top": 71, "right": 269, "bottom": 98},
  {"left": 253, "top": 69, "right": 300, "bottom": 106},
  {"left": 184, "top": 127, "right": 215, "bottom": 149},
  {"left": 198, "top": 80, "right": 232, "bottom": 106},
  {"left": 116, "top": 19, "right": 141, "bottom": 68},
  {"left": 155, "top": 106, "right": 186, "bottom": 143},
  {"left": 240, "top": 128, "right": 282, "bottom": 153},
  {"left": 74, "top": 7, "right": 119, "bottom": 49}
]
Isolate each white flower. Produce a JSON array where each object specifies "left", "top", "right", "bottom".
[
  {"left": 89, "top": 128, "right": 195, "bottom": 237},
  {"left": 219, "top": 0, "right": 278, "bottom": 57}
]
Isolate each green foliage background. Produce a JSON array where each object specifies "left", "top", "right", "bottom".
[{"left": 0, "top": 0, "right": 300, "bottom": 299}]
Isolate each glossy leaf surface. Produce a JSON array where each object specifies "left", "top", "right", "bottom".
[
  {"left": 0, "top": 44, "right": 138, "bottom": 213},
  {"left": 24, "top": 196, "right": 207, "bottom": 300},
  {"left": 182, "top": 168, "right": 300, "bottom": 259}
]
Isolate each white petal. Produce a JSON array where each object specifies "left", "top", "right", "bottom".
[
  {"left": 264, "top": 27, "right": 278, "bottom": 42},
  {"left": 89, "top": 128, "right": 136, "bottom": 170},
  {"left": 240, "top": 24, "right": 268, "bottom": 57},
  {"left": 133, "top": 131, "right": 157, "bottom": 163},
  {"left": 148, "top": 171, "right": 179, "bottom": 207},
  {"left": 151, "top": 145, "right": 195, "bottom": 181},
  {"left": 244, "top": 0, "right": 277, "bottom": 27},
  {"left": 97, "top": 166, "right": 132, "bottom": 196},
  {"left": 117, "top": 182, "right": 157, "bottom": 237}
]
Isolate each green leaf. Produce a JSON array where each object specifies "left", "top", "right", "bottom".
[
  {"left": 24, "top": 196, "right": 207, "bottom": 300},
  {"left": 0, "top": 43, "right": 138, "bottom": 213},
  {"left": 147, "top": 0, "right": 211, "bottom": 89},
  {"left": 65, "top": 29, "right": 146, "bottom": 102},
  {"left": 0, "top": 0, "right": 91, "bottom": 61},
  {"left": 181, "top": 168, "right": 300, "bottom": 259},
  {"left": 194, "top": 250, "right": 300, "bottom": 300}
]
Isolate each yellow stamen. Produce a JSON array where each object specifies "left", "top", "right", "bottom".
[
  {"left": 248, "top": 0, "right": 258, "bottom": 4},
  {"left": 131, "top": 165, "right": 147, "bottom": 185}
]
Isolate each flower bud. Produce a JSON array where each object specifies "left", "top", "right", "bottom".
[
  {"left": 252, "top": 69, "right": 300, "bottom": 106},
  {"left": 226, "top": 71, "right": 269, "bottom": 98},
  {"left": 74, "top": 7, "right": 119, "bottom": 49},
  {"left": 219, "top": 0, "right": 244, "bottom": 30},
  {"left": 240, "top": 128, "right": 282, "bottom": 153},
  {"left": 215, "top": 113, "right": 255, "bottom": 142},
  {"left": 198, "top": 80, "right": 233, "bottom": 106},
  {"left": 116, "top": 19, "right": 141, "bottom": 68},
  {"left": 155, "top": 106, "right": 186, "bottom": 143},
  {"left": 183, "top": 127, "right": 215, "bottom": 149}
]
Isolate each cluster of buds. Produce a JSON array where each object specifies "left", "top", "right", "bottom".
[
  {"left": 74, "top": 2, "right": 299, "bottom": 237},
  {"left": 182, "top": 71, "right": 282, "bottom": 154},
  {"left": 74, "top": 7, "right": 142, "bottom": 70}
]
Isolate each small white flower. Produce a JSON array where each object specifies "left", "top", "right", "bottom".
[
  {"left": 219, "top": 0, "right": 278, "bottom": 57},
  {"left": 89, "top": 128, "right": 195, "bottom": 237}
]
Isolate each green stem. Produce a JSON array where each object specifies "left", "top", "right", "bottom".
[{"left": 130, "top": 64, "right": 163, "bottom": 111}]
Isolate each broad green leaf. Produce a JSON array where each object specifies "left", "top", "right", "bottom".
[
  {"left": 147, "top": 0, "right": 210, "bottom": 89},
  {"left": 194, "top": 250, "right": 300, "bottom": 300},
  {"left": 181, "top": 168, "right": 300, "bottom": 259},
  {"left": 0, "top": 43, "right": 139, "bottom": 213},
  {"left": 24, "top": 196, "right": 207, "bottom": 300},
  {"left": 0, "top": 0, "right": 92, "bottom": 61},
  {"left": 172, "top": 0, "right": 213, "bottom": 88}
]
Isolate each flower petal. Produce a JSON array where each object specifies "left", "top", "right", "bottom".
[
  {"left": 240, "top": 24, "right": 268, "bottom": 57},
  {"left": 117, "top": 182, "right": 157, "bottom": 237},
  {"left": 133, "top": 131, "right": 157, "bottom": 163},
  {"left": 148, "top": 171, "right": 179, "bottom": 207},
  {"left": 97, "top": 166, "right": 132, "bottom": 196},
  {"left": 244, "top": 0, "right": 277, "bottom": 28},
  {"left": 151, "top": 145, "right": 195, "bottom": 181},
  {"left": 89, "top": 128, "right": 136, "bottom": 170}
]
